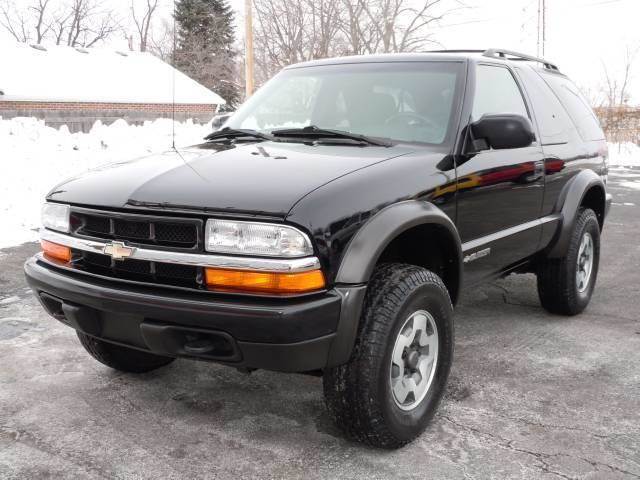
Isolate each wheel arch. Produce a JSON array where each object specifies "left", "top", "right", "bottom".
[
  {"left": 335, "top": 200, "right": 463, "bottom": 305},
  {"left": 547, "top": 169, "right": 606, "bottom": 258}
]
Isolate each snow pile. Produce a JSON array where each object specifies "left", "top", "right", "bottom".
[
  {"left": 0, "top": 117, "right": 210, "bottom": 248},
  {"left": 608, "top": 142, "right": 640, "bottom": 167}
]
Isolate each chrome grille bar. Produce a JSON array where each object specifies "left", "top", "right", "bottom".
[{"left": 40, "top": 229, "right": 320, "bottom": 273}]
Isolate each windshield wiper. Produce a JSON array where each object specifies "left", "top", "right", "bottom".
[
  {"left": 204, "top": 127, "right": 276, "bottom": 143},
  {"left": 271, "top": 125, "right": 392, "bottom": 147}
]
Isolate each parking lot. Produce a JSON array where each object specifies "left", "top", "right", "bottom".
[{"left": 1, "top": 167, "right": 639, "bottom": 479}]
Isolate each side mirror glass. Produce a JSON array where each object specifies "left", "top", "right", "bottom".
[{"left": 469, "top": 114, "right": 535, "bottom": 151}]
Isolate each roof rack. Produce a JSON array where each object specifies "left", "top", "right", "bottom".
[
  {"left": 428, "top": 48, "right": 559, "bottom": 71},
  {"left": 482, "top": 48, "right": 559, "bottom": 71}
]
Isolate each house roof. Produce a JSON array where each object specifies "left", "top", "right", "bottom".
[{"left": 0, "top": 42, "right": 225, "bottom": 105}]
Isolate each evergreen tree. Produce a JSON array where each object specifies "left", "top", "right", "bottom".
[{"left": 174, "top": 0, "right": 240, "bottom": 111}]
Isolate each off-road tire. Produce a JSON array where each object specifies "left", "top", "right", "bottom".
[
  {"left": 537, "top": 207, "right": 600, "bottom": 315},
  {"left": 323, "top": 263, "right": 454, "bottom": 448},
  {"left": 77, "top": 332, "right": 175, "bottom": 373}
]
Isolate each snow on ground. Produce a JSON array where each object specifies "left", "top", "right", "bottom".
[
  {"left": 1, "top": 119, "right": 639, "bottom": 250},
  {"left": 1, "top": 117, "right": 210, "bottom": 248},
  {"left": 608, "top": 142, "right": 640, "bottom": 168}
]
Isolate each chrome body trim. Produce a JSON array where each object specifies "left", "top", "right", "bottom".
[
  {"left": 461, "top": 214, "right": 561, "bottom": 253},
  {"left": 40, "top": 229, "right": 321, "bottom": 273}
]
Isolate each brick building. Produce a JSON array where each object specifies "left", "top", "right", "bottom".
[{"left": 0, "top": 43, "right": 225, "bottom": 132}]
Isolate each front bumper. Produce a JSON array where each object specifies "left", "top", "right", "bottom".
[{"left": 25, "top": 256, "right": 366, "bottom": 372}]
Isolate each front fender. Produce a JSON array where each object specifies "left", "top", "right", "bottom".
[
  {"left": 326, "top": 200, "right": 462, "bottom": 367},
  {"left": 335, "top": 200, "right": 462, "bottom": 294}
]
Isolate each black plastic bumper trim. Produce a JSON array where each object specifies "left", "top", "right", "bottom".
[{"left": 24, "top": 256, "right": 362, "bottom": 372}]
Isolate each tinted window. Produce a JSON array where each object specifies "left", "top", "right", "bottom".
[
  {"left": 229, "top": 62, "right": 463, "bottom": 145},
  {"left": 473, "top": 65, "right": 529, "bottom": 120},
  {"left": 515, "top": 67, "right": 572, "bottom": 145},
  {"left": 539, "top": 72, "right": 605, "bottom": 141}
]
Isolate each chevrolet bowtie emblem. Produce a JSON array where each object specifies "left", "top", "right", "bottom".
[{"left": 103, "top": 241, "right": 135, "bottom": 260}]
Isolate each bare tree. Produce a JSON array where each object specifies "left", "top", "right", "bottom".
[
  {"left": 356, "top": 0, "right": 444, "bottom": 53},
  {"left": 131, "top": 0, "right": 158, "bottom": 52},
  {"left": 252, "top": 0, "right": 463, "bottom": 84},
  {"left": 31, "top": 0, "right": 53, "bottom": 42},
  {"left": 602, "top": 46, "right": 636, "bottom": 108},
  {"left": 0, "top": 0, "right": 32, "bottom": 42},
  {"left": 147, "top": 17, "right": 174, "bottom": 61},
  {"left": 0, "top": 0, "right": 119, "bottom": 47},
  {"left": 595, "top": 46, "right": 639, "bottom": 143},
  {"left": 64, "top": 0, "right": 120, "bottom": 47}
]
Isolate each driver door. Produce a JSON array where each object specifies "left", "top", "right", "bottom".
[{"left": 456, "top": 64, "right": 545, "bottom": 284}]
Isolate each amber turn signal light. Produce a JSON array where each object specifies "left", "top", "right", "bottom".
[
  {"left": 41, "top": 239, "right": 72, "bottom": 263},
  {"left": 204, "top": 268, "right": 325, "bottom": 295}
]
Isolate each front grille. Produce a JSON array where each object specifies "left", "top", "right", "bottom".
[
  {"left": 74, "top": 250, "right": 202, "bottom": 288},
  {"left": 71, "top": 210, "right": 200, "bottom": 249}
]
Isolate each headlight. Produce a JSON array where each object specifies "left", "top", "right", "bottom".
[
  {"left": 205, "top": 219, "right": 313, "bottom": 257},
  {"left": 41, "top": 203, "right": 70, "bottom": 233}
]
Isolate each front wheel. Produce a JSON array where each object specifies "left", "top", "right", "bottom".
[
  {"left": 323, "top": 264, "right": 454, "bottom": 448},
  {"left": 77, "top": 332, "right": 175, "bottom": 373}
]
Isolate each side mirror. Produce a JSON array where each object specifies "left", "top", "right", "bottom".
[{"left": 469, "top": 114, "right": 535, "bottom": 151}]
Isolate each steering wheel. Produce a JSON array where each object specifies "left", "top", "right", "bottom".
[{"left": 385, "top": 112, "right": 439, "bottom": 130}]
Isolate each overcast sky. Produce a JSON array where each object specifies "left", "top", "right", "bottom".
[
  {"left": 191, "top": 0, "right": 640, "bottom": 102},
  {"left": 2, "top": 0, "right": 638, "bottom": 102}
]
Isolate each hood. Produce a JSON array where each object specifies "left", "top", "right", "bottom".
[{"left": 47, "top": 141, "right": 416, "bottom": 217}]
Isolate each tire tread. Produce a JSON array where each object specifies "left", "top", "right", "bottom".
[{"left": 323, "top": 263, "right": 452, "bottom": 448}]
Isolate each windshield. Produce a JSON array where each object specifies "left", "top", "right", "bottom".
[{"left": 227, "top": 61, "right": 464, "bottom": 145}]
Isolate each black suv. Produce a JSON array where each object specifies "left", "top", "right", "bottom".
[{"left": 26, "top": 49, "right": 612, "bottom": 448}]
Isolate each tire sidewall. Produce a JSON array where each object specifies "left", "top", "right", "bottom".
[
  {"left": 570, "top": 213, "right": 600, "bottom": 308},
  {"left": 377, "top": 281, "right": 454, "bottom": 440}
]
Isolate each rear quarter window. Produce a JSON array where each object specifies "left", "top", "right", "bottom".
[
  {"left": 539, "top": 72, "right": 605, "bottom": 141},
  {"left": 515, "top": 67, "right": 572, "bottom": 145}
]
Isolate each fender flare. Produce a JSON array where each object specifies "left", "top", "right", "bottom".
[
  {"left": 335, "top": 200, "right": 463, "bottom": 301},
  {"left": 547, "top": 169, "right": 606, "bottom": 258},
  {"left": 326, "top": 200, "right": 463, "bottom": 367}
]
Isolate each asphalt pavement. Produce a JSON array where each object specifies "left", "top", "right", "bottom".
[{"left": 1, "top": 167, "right": 638, "bottom": 479}]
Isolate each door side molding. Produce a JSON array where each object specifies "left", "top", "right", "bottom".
[{"left": 461, "top": 214, "right": 561, "bottom": 252}]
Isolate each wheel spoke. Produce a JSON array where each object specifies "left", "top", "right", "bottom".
[
  {"left": 392, "top": 377, "right": 417, "bottom": 404},
  {"left": 392, "top": 331, "right": 412, "bottom": 370},
  {"left": 416, "top": 356, "right": 434, "bottom": 384},
  {"left": 412, "top": 313, "right": 427, "bottom": 339}
]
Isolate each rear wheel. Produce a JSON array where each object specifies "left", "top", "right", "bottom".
[
  {"left": 77, "top": 332, "right": 175, "bottom": 373},
  {"left": 537, "top": 207, "right": 600, "bottom": 315},
  {"left": 323, "top": 264, "right": 454, "bottom": 448}
]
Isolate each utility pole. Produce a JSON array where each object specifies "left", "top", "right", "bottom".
[
  {"left": 244, "top": 0, "right": 255, "bottom": 99},
  {"left": 542, "top": 0, "right": 546, "bottom": 57},
  {"left": 536, "top": 0, "right": 541, "bottom": 57}
]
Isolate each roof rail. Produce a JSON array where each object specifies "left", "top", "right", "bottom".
[
  {"left": 427, "top": 48, "right": 560, "bottom": 71},
  {"left": 482, "top": 48, "right": 559, "bottom": 71},
  {"left": 428, "top": 49, "right": 486, "bottom": 54}
]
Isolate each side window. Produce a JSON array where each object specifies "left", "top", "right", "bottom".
[
  {"left": 472, "top": 65, "right": 529, "bottom": 120},
  {"left": 515, "top": 67, "right": 571, "bottom": 145},
  {"left": 540, "top": 73, "right": 605, "bottom": 141}
]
